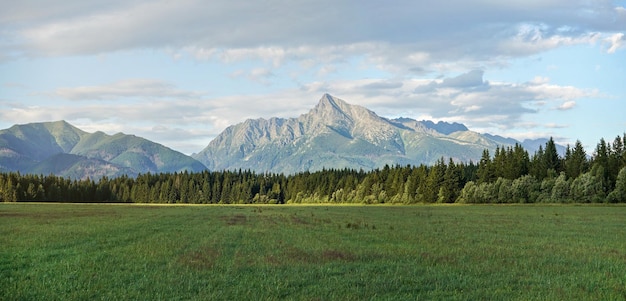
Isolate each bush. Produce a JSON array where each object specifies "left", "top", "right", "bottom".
[{"left": 607, "top": 167, "right": 626, "bottom": 203}]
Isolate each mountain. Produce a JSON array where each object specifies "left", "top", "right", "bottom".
[
  {"left": 0, "top": 121, "right": 206, "bottom": 179},
  {"left": 193, "top": 94, "right": 544, "bottom": 174},
  {"left": 481, "top": 134, "right": 566, "bottom": 156},
  {"left": 521, "top": 138, "right": 567, "bottom": 156},
  {"left": 418, "top": 120, "right": 468, "bottom": 134}
]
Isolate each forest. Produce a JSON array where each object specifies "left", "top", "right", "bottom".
[{"left": 1, "top": 134, "right": 625, "bottom": 204}]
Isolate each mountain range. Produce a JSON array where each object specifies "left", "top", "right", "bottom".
[
  {"left": 191, "top": 94, "right": 560, "bottom": 174},
  {"left": 0, "top": 121, "right": 206, "bottom": 179},
  {"left": 1, "top": 94, "right": 562, "bottom": 178}
]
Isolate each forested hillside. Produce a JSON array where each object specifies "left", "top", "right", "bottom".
[{"left": 2, "top": 135, "right": 625, "bottom": 204}]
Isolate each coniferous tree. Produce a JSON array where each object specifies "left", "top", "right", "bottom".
[
  {"left": 592, "top": 138, "right": 611, "bottom": 193},
  {"left": 412, "top": 165, "right": 429, "bottom": 203},
  {"left": 423, "top": 158, "right": 445, "bottom": 203},
  {"left": 564, "top": 140, "right": 588, "bottom": 179},
  {"left": 476, "top": 149, "right": 495, "bottom": 184},
  {"left": 530, "top": 145, "right": 547, "bottom": 180},
  {"left": 612, "top": 135, "right": 624, "bottom": 167},
  {"left": 607, "top": 135, "right": 625, "bottom": 189},
  {"left": 511, "top": 143, "right": 530, "bottom": 179},
  {"left": 438, "top": 158, "right": 462, "bottom": 203},
  {"left": 492, "top": 146, "right": 506, "bottom": 179},
  {"left": 544, "top": 137, "right": 561, "bottom": 173}
]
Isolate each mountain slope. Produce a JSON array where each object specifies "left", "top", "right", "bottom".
[
  {"left": 28, "top": 153, "right": 137, "bottom": 179},
  {"left": 0, "top": 121, "right": 87, "bottom": 171},
  {"left": 0, "top": 121, "right": 206, "bottom": 178},
  {"left": 193, "top": 94, "right": 518, "bottom": 174},
  {"left": 71, "top": 132, "right": 206, "bottom": 173}
]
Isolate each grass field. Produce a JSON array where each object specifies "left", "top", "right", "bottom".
[{"left": 1, "top": 203, "right": 625, "bottom": 300}]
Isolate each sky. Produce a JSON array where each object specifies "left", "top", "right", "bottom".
[{"left": 1, "top": 0, "right": 625, "bottom": 155}]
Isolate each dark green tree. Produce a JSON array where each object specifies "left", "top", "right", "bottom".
[
  {"left": 564, "top": 140, "right": 588, "bottom": 179},
  {"left": 607, "top": 167, "right": 626, "bottom": 203},
  {"left": 476, "top": 149, "right": 495, "bottom": 184},
  {"left": 438, "top": 158, "right": 462, "bottom": 203},
  {"left": 544, "top": 137, "right": 561, "bottom": 173}
]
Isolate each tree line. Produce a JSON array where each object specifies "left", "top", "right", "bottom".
[{"left": 1, "top": 134, "right": 625, "bottom": 204}]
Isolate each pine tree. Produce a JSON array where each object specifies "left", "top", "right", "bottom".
[
  {"left": 424, "top": 158, "right": 445, "bottom": 203},
  {"left": 544, "top": 137, "right": 561, "bottom": 173},
  {"left": 564, "top": 140, "right": 588, "bottom": 179},
  {"left": 592, "top": 138, "right": 611, "bottom": 193},
  {"left": 607, "top": 135, "right": 625, "bottom": 189},
  {"left": 511, "top": 143, "right": 530, "bottom": 178},
  {"left": 439, "top": 158, "right": 461, "bottom": 203},
  {"left": 530, "top": 145, "right": 547, "bottom": 180},
  {"left": 476, "top": 149, "right": 495, "bottom": 183}
]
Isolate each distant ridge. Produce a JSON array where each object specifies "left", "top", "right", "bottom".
[
  {"left": 0, "top": 121, "right": 206, "bottom": 179},
  {"left": 420, "top": 120, "right": 469, "bottom": 135},
  {"left": 193, "top": 94, "right": 558, "bottom": 174}
]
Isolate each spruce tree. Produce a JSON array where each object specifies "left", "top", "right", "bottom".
[
  {"left": 476, "top": 149, "right": 494, "bottom": 183},
  {"left": 544, "top": 137, "right": 561, "bottom": 173},
  {"left": 564, "top": 140, "right": 588, "bottom": 179}
]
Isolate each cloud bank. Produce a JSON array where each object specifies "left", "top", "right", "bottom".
[
  {"left": 3, "top": 1, "right": 624, "bottom": 69},
  {"left": 1, "top": 0, "right": 623, "bottom": 153}
]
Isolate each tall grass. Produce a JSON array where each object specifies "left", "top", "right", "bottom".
[{"left": 1, "top": 204, "right": 625, "bottom": 300}]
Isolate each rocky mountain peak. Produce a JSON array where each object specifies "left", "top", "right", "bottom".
[
  {"left": 317, "top": 93, "right": 345, "bottom": 108},
  {"left": 309, "top": 94, "right": 352, "bottom": 120},
  {"left": 302, "top": 94, "right": 355, "bottom": 135},
  {"left": 192, "top": 94, "right": 561, "bottom": 174},
  {"left": 308, "top": 94, "right": 384, "bottom": 126}
]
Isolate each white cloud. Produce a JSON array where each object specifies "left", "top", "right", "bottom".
[
  {"left": 545, "top": 123, "right": 569, "bottom": 129},
  {"left": 441, "top": 70, "right": 487, "bottom": 88},
  {"left": 557, "top": 100, "right": 576, "bottom": 110},
  {"left": 3, "top": 1, "right": 624, "bottom": 71},
  {"left": 605, "top": 33, "right": 625, "bottom": 53},
  {"left": 230, "top": 68, "right": 275, "bottom": 85},
  {"left": 53, "top": 79, "right": 204, "bottom": 101},
  {"left": 498, "top": 23, "right": 601, "bottom": 56},
  {"left": 360, "top": 80, "right": 404, "bottom": 91}
]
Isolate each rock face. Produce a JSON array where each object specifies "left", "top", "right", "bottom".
[
  {"left": 0, "top": 120, "right": 206, "bottom": 179},
  {"left": 193, "top": 94, "right": 527, "bottom": 174}
]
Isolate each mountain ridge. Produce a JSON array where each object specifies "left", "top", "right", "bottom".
[
  {"left": 193, "top": 94, "right": 557, "bottom": 174},
  {"left": 1, "top": 94, "right": 565, "bottom": 178},
  {"left": 0, "top": 121, "right": 206, "bottom": 179}
]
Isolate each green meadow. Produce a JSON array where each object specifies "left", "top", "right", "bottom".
[{"left": 1, "top": 203, "right": 625, "bottom": 300}]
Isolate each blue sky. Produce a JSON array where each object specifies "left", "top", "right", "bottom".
[{"left": 1, "top": 0, "right": 625, "bottom": 155}]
